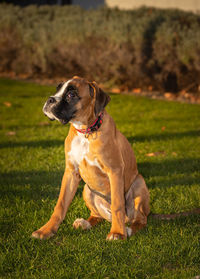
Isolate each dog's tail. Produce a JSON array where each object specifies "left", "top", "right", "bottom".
[{"left": 149, "top": 208, "right": 200, "bottom": 220}]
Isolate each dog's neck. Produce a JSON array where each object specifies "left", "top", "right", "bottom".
[{"left": 71, "top": 112, "right": 104, "bottom": 135}]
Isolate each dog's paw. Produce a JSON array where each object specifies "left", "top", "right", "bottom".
[
  {"left": 106, "top": 232, "right": 126, "bottom": 240},
  {"left": 126, "top": 227, "right": 132, "bottom": 237},
  {"left": 73, "top": 218, "right": 92, "bottom": 230},
  {"left": 31, "top": 228, "right": 55, "bottom": 240}
]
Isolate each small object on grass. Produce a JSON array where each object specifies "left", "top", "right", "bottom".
[
  {"left": 146, "top": 151, "right": 165, "bottom": 157},
  {"left": 38, "top": 121, "right": 50, "bottom": 126},
  {"left": 4, "top": 101, "right": 12, "bottom": 107},
  {"left": 6, "top": 131, "right": 16, "bottom": 136}
]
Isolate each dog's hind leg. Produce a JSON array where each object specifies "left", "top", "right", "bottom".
[
  {"left": 125, "top": 174, "right": 150, "bottom": 236},
  {"left": 73, "top": 184, "right": 104, "bottom": 230}
]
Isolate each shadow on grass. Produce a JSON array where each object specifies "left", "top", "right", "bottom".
[
  {"left": 128, "top": 129, "right": 200, "bottom": 143},
  {"left": 0, "top": 158, "right": 199, "bottom": 202},
  {"left": 0, "top": 129, "right": 199, "bottom": 149},
  {"left": 138, "top": 158, "right": 200, "bottom": 188},
  {"left": 138, "top": 158, "right": 200, "bottom": 175},
  {"left": 0, "top": 170, "right": 84, "bottom": 201},
  {"left": 0, "top": 139, "right": 63, "bottom": 149}
]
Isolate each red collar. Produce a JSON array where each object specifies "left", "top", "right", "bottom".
[{"left": 75, "top": 112, "right": 104, "bottom": 135}]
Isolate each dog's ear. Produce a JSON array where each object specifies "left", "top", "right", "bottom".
[{"left": 89, "top": 82, "right": 111, "bottom": 116}]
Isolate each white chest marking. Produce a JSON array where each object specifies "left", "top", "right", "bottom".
[
  {"left": 68, "top": 134, "right": 102, "bottom": 171},
  {"left": 70, "top": 121, "right": 84, "bottom": 130},
  {"left": 68, "top": 135, "right": 89, "bottom": 169}
]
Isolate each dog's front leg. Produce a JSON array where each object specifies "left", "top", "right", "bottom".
[
  {"left": 106, "top": 170, "right": 127, "bottom": 240},
  {"left": 32, "top": 167, "right": 80, "bottom": 239}
]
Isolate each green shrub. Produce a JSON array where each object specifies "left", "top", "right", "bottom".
[{"left": 0, "top": 4, "right": 200, "bottom": 92}]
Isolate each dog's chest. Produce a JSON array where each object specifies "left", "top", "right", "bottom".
[{"left": 68, "top": 135, "right": 101, "bottom": 170}]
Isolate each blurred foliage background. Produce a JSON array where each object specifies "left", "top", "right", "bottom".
[{"left": 0, "top": 4, "right": 200, "bottom": 93}]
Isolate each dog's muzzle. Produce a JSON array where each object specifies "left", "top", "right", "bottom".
[{"left": 43, "top": 96, "right": 58, "bottom": 121}]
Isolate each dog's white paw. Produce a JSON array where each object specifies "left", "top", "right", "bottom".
[
  {"left": 73, "top": 218, "right": 92, "bottom": 230},
  {"left": 31, "top": 229, "right": 55, "bottom": 240},
  {"left": 106, "top": 232, "right": 126, "bottom": 240},
  {"left": 126, "top": 227, "right": 132, "bottom": 237}
]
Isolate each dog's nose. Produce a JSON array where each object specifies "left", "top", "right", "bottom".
[{"left": 47, "top": 97, "right": 56, "bottom": 105}]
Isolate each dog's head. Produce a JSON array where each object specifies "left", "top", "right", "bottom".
[{"left": 43, "top": 76, "right": 110, "bottom": 125}]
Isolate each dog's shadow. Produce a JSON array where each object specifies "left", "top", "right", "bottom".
[
  {"left": 127, "top": 129, "right": 200, "bottom": 144},
  {"left": 1, "top": 156, "right": 199, "bottom": 201},
  {"left": 0, "top": 170, "right": 84, "bottom": 201}
]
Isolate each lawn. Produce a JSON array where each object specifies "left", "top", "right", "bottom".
[{"left": 0, "top": 78, "right": 199, "bottom": 279}]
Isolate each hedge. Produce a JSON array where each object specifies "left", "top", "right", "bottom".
[{"left": 0, "top": 4, "right": 200, "bottom": 93}]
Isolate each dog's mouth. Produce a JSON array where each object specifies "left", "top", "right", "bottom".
[
  {"left": 43, "top": 95, "right": 77, "bottom": 125},
  {"left": 59, "top": 118, "right": 69, "bottom": 125},
  {"left": 43, "top": 109, "right": 73, "bottom": 125},
  {"left": 44, "top": 113, "right": 55, "bottom": 121},
  {"left": 44, "top": 112, "right": 69, "bottom": 125},
  {"left": 43, "top": 106, "right": 56, "bottom": 121}
]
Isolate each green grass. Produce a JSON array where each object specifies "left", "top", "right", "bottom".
[{"left": 0, "top": 78, "right": 199, "bottom": 279}]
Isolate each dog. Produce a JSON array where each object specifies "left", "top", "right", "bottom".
[{"left": 32, "top": 76, "right": 150, "bottom": 240}]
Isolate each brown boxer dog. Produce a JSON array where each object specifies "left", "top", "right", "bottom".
[{"left": 32, "top": 76, "right": 150, "bottom": 240}]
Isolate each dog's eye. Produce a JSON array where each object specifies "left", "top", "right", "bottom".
[
  {"left": 67, "top": 91, "right": 76, "bottom": 98},
  {"left": 65, "top": 85, "right": 78, "bottom": 101},
  {"left": 65, "top": 91, "right": 76, "bottom": 102}
]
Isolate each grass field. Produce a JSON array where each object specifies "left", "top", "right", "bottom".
[{"left": 0, "top": 78, "right": 200, "bottom": 278}]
